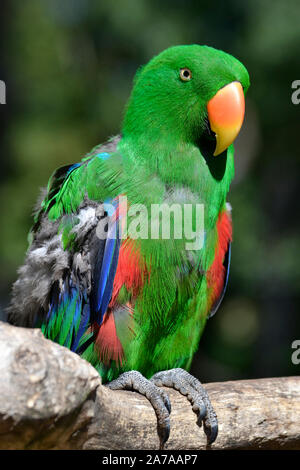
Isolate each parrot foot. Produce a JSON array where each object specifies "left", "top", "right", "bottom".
[
  {"left": 106, "top": 370, "right": 171, "bottom": 449},
  {"left": 150, "top": 368, "right": 218, "bottom": 445}
]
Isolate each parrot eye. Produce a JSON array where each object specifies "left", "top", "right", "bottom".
[{"left": 180, "top": 68, "right": 192, "bottom": 81}]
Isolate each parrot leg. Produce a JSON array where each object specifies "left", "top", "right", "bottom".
[
  {"left": 150, "top": 368, "right": 218, "bottom": 445},
  {"left": 106, "top": 370, "right": 171, "bottom": 449}
]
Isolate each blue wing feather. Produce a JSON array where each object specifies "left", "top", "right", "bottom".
[{"left": 92, "top": 199, "right": 121, "bottom": 326}]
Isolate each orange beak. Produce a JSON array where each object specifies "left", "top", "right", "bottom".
[{"left": 207, "top": 81, "right": 245, "bottom": 156}]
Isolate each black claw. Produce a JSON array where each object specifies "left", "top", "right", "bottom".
[
  {"left": 158, "top": 421, "right": 170, "bottom": 449},
  {"left": 204, "top": 422, "right": 218, "bottom": 445}
]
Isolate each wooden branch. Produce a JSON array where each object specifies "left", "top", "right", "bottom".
[{"left": 0, "top": 321, "right": 299, "bottom": 450}]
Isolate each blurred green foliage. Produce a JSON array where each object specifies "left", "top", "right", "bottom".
[{"left": 0, "top": 0, "right": 299, "bottom": 381}]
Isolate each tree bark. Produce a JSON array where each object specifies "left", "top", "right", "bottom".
[{"left": 0, "top": 321, "right": 299, "bottom": 450}]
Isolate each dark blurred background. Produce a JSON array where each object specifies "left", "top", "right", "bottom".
[{"left": 0, "top": 0, "right": 299, "bottom": 382}]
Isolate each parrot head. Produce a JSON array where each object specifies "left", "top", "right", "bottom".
[{"left": 122, "top": 45, "right": 250, "bottom": 159}]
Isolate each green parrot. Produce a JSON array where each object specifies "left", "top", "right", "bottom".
[{"left": 8, "top": 45, "right": 250, "bottom": 448}]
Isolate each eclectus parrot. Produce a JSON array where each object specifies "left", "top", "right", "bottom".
[{"left": 8, "top": 45, "right": 249, "bottom": 448}]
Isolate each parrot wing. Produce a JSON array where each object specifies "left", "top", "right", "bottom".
[
  {"left": 37, "top": 196, "right": 123, "bottom": 359},
  {"left": 8, "top": 136, "right": 131, "bottom": 362}
]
